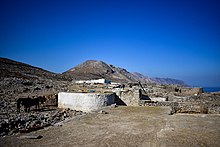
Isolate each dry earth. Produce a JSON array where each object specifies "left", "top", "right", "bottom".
[{"left": 1, "top": 106, "right": 220, "bottom": 147}]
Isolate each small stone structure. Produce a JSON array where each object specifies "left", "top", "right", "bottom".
[
  {"left": 114, "top": 89, "right": 141, "bottom": 106},
  {"left": 113, "top": 88, "right": 167, "bottom": 106},
  {"left": 58, "top": 92, "right": 115, "bottom": 112}
]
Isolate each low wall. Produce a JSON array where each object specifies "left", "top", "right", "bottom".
[
  {"left": 179, "top": 87, "right": 203, "bottom": 96},
  {"left": 58, "top": 92, "right": 115, "bottom": 112},
  {"left": 139, "top": 100, "right": 220, "bottom": 114},
  {"left": 114, "top": 89, "right": 167, "bottom": 106}
]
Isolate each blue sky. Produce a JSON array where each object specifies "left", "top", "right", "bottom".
[{"left": 0, "top": 0, "right": 220, "bottom": 87}]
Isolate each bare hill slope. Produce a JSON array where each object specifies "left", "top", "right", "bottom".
[
  {"left": 0, "top": 57, "right": 66, "bottom": 81},
  {"left": 63, "top": 60, "right": 186, "bottom": 85},
  {"left": 63, "top": 60, "right": 133, "bottom": 83}
]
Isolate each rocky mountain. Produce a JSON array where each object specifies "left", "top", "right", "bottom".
[
  {"left": 131, "top": 72, "right": 186, "bottom": 85},
  {"left": 62, "top": 60, "right": 133, "bottom": 83},
  {"left": 131, "top": 72, "right": 155, "bottom": 83},
  {"left": 63, "top": 60, "right": 186, "bottom": 85},
  {"left": 150, "top": 77, "right": 186, "bottom": 86}
]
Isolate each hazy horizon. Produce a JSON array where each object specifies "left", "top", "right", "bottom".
[{"left": 1, "top": 0, "right": 220, "bottom": 87}]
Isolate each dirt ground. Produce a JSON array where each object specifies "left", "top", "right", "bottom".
[{"left": 1, "top": 106, "right": 220, "bottom": 147}]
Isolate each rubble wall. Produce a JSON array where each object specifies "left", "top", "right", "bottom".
[
  {"left": 114, "top": 89, "right": 141, "bottom": 106},
  {"left": 58, "top": 92, "right": 115, "bottom": 112},
  {"left": 180, "top": 87, "right": 203, "bottom": 96},
  {"left": 139, "top": 100, "right": 220, "bottom": 114}
]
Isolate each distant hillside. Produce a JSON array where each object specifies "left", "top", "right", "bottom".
[
  {"left": 131, "top": 72, "right": 155, "bottom": 83},
  {"left": 0, "top": 57, "right": 67, "bottom": 81},
  {"left": 0, "top": 58, "right": 186, "bottom": 85},
  {"left": 63, "top": 60, "right": 186, "bottom": 86},
  {"left": 150, "top": 77, "right": 186, "bottom": 86}
]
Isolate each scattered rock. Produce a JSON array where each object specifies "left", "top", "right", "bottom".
[
  {"left": 111, "top": 103, "right": 117, "bottom": 108},
  {"left": 22, "top": 82, "right": 33, "bottom": 86},
  {"left": 18, "top": 135, "right": 43, "bottom": 139},
  {"left": 0, "top": 108, "right": 84, "bottom": 137},
  {"left": 98, "top": 110, "right": 108, "bottom": 114},
  {"left": 34, "top": 87, "right": 41, "bottom": 91}
]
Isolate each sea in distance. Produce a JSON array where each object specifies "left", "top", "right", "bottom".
[{"left": 203, "top": 87, "right": 220, "bottom": 93}]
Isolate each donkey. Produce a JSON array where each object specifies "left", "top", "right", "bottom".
[{"left": 17, "top": 96, "right": 46, "bottom": 112}]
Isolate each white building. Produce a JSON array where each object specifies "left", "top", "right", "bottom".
[{"left": 75, "top": 78, "right": 111, "bottom": 84}]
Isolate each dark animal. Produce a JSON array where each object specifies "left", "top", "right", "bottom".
[
  {"left": 37, "top": 96, "right": 47, "bottom": 104},
  {"left": 17, "top": 96, "right": 46, "bottom": 113},
  {"left": 175, "top": 88, "right": 181, "bottom": 93}
]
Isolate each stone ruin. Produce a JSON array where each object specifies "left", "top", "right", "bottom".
[{"left": 57, "top": 81, "right": 219, "bottom": 114}]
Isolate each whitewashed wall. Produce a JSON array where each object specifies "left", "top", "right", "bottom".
[{"left": 58, "top": 92, "right": 115, "bottom": 112}]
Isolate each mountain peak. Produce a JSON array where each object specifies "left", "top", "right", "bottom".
[
  {"left": 63, "top": 60, "right": 116, "bottom": 81},
  {"left": 63, "top": 60, "right": 186, "bottom": 85}
]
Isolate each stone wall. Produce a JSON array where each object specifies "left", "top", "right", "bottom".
[
  {"left": 58, "top": 92, "right": 115, "bottom": 112},
  {"left": 139, "top": 100, "right": 220, "bottom": 114},
  {"left": 114, "top": 89, "right": 141, "bottom": 106},
  {"left": 177, "top": 87, "right": 203, "bottom": 96}
]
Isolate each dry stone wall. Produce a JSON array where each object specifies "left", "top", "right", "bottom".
[
  {"left": 139, "top": 100, "right": 220, "bottom": 114},
  {"left": 114, "top": 89, "right": 141, "bottom": 106}
]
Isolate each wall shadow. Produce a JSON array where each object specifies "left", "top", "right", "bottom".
[
  {"left": 114, "top": 94, "right": 127, "bottom": 106},
  {"left": 141, "top": 94, "right": 151, "bottom": 100}
]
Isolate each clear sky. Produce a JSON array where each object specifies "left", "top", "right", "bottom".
[{"left": 0, "top": 0, "right": 220, "bottom": 87}]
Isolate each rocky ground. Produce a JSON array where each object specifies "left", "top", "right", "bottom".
[
  {"left": 0, "top": 107, "right": 85, "bottom": 137},
  {"left": 1, "top": 106, "right": 219, "bottom": 147},
  {"left": 1, "top": 57, "right": 220, "bottom": 146},
  {"left": 0, "top": 78, "right": 84, "bottom": 137},
  {"left": 0, "top": 58, "right": 76, "bottom": 136}
]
